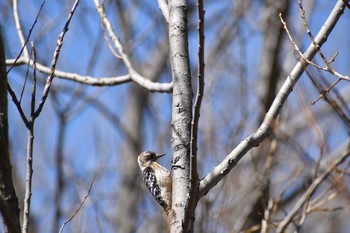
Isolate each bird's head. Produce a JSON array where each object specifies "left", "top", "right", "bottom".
[{"left": 137, "top": 151, "right": 165, "bottom": 170}]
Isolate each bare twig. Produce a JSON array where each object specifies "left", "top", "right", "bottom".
[
  {"left": 306, "top": 70, "right": 350, "bottom": 126},
  {"left": 279, "top": 13, "right": 322, "bottom": 70},
  {"left": 298, "top": 0, "right": 332, "bottom": 71},
  {"left": 280, "top": 1, "right": 350, "bottom": 104},
  {"left": 199, "top": 0, "right": 347, "bottom": 198},
  {"left": 93, "top": 0, "right": 172, "bottom": 93},
  {"left": 309, "top": 192, "right": 338, "bottom": 212},
  {"left": 19, "top": 54, "right": 33, "bottom": 104},
  {"left": 261, "top": 197, "right": 274, "bottom": 233},
  {"left": 8, "top": 0, "right": 45, "bottom": 74},
  {"left": 276, "top": 144, "right": 350, "bottom": 232},
  {"left": 30, "top": 43, "right": 37, "bottom": 119},
  {"left": 22, "top": 43, "right": 37, "bottom": 233},
  {"left": 188, "top": 0, "right": 205, "bottom": 230},
  {"left": 58, "top": 178, "right": 95, "bottom": 233},
  {"left": 101, "top": 22, "right": 122, "bottom": 59},
  {"left": 190, "top": 0, "right": 205, "bottom": 168},
  {"left": 33, "top": 0, "right": 81, "bottom": 119},
  {"left": 98, "top": 1, "right": 122, "bottom": 59},
  {"left": 12, "top": 0, "right": 30, "bottom": 59},
  {"left": 7, "top": 84, "right": 30, "bottom": 127},
  {"left": 311, "top": 78, "right": 341, "bottom": 104}
]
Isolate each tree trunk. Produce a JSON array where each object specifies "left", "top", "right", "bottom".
[
  {"left": 168, "top": 0, "right": 194, "bottom": 232},
  {"left": 0, "top": 28, "right": 21, "bottom": 233}
]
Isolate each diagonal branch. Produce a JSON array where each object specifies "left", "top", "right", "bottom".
[
  {"left": 8, "top": 0, "right": 45, "bottom": 74},
  {"left": 58, "top": 178, "right": 95, "bottom": 233},
  {"left": 276, "top": 143, "right": 350, "bottom": 232},
  {"left": 12, "top": 0, "right": 31, "bottom": 59},
  {"left": 199, "top": 0, "right": 348, "bottom": 198},
  {"left": 93, "top": 0, "right": 172, "bottom": 93},
  {"left": 33, "top": 0, "right": 80, "bottom": 119},
  {"left": 157, "top": 0, "right": 169, "bottom": 23}
]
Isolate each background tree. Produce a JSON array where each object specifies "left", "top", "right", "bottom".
[{"left": 1, "top": 0, "right": 350, "bottom": 232}]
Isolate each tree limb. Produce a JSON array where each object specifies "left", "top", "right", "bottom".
[
  {"left": 188, "top": 0, "right": 205, "bottom": 230},
  {"left": 93, "top": 0, "right": 172, "bottom": 93},
  {"left": 276, "top": 143, "right": 350, "bottom": 232},
  {"left": 157, "top": 0, "right": 169, "bottom": 23},
  {"left": 7, "top": 57, "right": 132, "bottom": 86},
  {"left": 199, "top": 0, "right": 348, "bottom": 198},
  {"left": 33, "top": 0, "right": 81, "bottom": 119}
]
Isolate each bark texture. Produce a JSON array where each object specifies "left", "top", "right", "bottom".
[
  {"left": 0, "top": 28, "right": 21, "bottom": 233},
  {"left": 168, "top": 0, "right": 193, "bottom": 232}
]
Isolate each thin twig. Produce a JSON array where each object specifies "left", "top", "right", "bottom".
[
  {"left": 30, "top": 43, "right": 37, "bottom": 120},
  {"left": 8, "top": 0, "right": 45, "bottom": 74},
  {"left": 93, "top": 0, "right": 172, "bottom": 93},
  {"left": 19, "top": 54, "right": 32, "bottom": 104},
  {"left": 311, "top": 78, "right": 341, "bottom": 104},
  {"left": 279, "top": 13, "right": 323, "bottom": 70},
  {"left": 298, "top": 0, "right": 331, "bottom": 70},
  {"left": 58, "top": 178, "right": 95, "bottom": 233},
  {"left": 7, "top": 84, "right": 30, "bottom": 127},
  {"left": 306, "top": 70, "right": 350, "bottom": 126},
  {"left": 12, "top": 0, "right": 30, "bottom": 59},
  {"left": 33, "top": 0, "right": 81, "bottom": 119},
  {"left": 189, "top": 0, "right": 205, "bottom": 229},
  {"left": 99, "top": 1, "right": 122, "bottom": 59},
  {"left": 190, "top": 0, "right": 205, "bottom": 164},
  {"left": 280, "top": 2, "right": 350, "bottom": 104},
  {"left": 276, "top": 144, "right": 350, "bottom": 233},
  {"left": 22, "top": 43, "right": 37, "bottom": 233}
]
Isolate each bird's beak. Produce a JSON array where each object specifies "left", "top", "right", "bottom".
[{"left": 156, "top": 153, "right": 166, "bottom": 160}]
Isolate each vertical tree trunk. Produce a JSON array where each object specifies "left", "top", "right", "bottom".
[
  {"left": 116, "top": 85, "right": 145, "bottom": 233},
  {"left": 0, "top": 29, "right": 21, "bottom": 233},
  {"left": 168, "top": 0, "right": 194, "bottom": 232}
]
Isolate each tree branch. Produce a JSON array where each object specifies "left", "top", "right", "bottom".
[
  {"left": 7, "top": 57, "right": 132, "bottom": 86},
  {"left": 199, "top": 0, "right": 348, "bottom": 198},
  {"left": 58, "top": 178, "right": 95, "bottom": 233},
  {"left": 21, "top": 2, "right": 81, "bottom": 232},
  {"left": 21, "top": 43, "right": 36, "bottom": 233},
  {"left": 276, "top": 143, "right": 350, "bottom": 232},
  {"left": 188, "top": 0, "right": 205, "bottom": 230},
  {"left": 93, "top": 0, "right": 172, "bottom": 93},
  {"left": 7, "top": 0, "right": 45, "bottom": 74},
  {"left": 157, "top": 0, "right": 169, "bottom": 23},
  {"left": 12, "top": 0, "right": 30, "bottom": 59},
  {"left": 33, "top": 0, "right": 80, "bottom": 119}
]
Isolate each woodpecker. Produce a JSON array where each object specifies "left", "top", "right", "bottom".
[{"left": 138, "top": 151, "right": 172, "bottom": 214}]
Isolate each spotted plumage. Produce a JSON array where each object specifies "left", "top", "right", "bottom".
[{"left": 138, "top": 151, "right": 172, "bottom": 213}]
